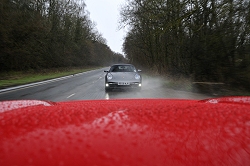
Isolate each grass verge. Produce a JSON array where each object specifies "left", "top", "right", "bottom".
[
  {"left": 164, "top": 78, "right": 193, "bottom": 92},
  {"left": 0, "top": 67, "right": 100, "bottom": 89},
  {"left": 163, "top": 77, "right": 250, "bottom": 96}
]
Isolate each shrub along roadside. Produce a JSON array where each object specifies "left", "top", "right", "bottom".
[{"left": 0, "top": 67, "right": 100, "bottom": 89}]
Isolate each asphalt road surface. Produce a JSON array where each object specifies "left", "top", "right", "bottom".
[{"left": 0, "top": 68, "right": 210, "bottom": 102}]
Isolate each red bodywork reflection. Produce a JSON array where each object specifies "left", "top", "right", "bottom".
[{"left": 1, "top": 98, "right": 250, "bottom": 165}]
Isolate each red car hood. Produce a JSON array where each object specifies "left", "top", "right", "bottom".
[{"left": 1, "top": 97, "right": 250, "bottom": 166}]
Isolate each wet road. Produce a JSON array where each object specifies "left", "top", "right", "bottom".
[{"left": 0, "top": 68, "right": 210, "bottom": 102}]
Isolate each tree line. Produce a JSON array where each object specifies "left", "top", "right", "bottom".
[
  {"left": 0, "top": 0, "right": 126, "bottom": 72},
  {"left": 120, "top": 0, "right": 250, "bottom": 90}
]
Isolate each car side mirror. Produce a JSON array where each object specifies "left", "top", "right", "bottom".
[{"left": 137, "top": 69, "right": 142, "bottom": 72}]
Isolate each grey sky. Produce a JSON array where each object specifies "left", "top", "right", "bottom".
[{"left": 85, "top": 0, "right": 126, "bottom": 54}]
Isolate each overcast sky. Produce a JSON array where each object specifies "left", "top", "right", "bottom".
[{"left": 85, "top": 0, "right": 127, "bottom": 54}]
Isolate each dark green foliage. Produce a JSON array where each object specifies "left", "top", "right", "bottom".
[
  {"left": 120, "top": 0, "right": 250, "bottom": 90},
  {"left": 0, "top": 0, "right": 126, "bottom": 72}
]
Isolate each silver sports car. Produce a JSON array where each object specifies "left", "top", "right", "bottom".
[{"left": 104, "top": 64, "right": 142, "bottom": 92}]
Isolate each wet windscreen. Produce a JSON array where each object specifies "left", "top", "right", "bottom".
[{"left": 110, "top": 65, "right": 136, "bottom": 72}]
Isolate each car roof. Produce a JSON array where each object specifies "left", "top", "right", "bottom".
[{"left": 110, "top": 64, "right": 134, "bottom": 66}]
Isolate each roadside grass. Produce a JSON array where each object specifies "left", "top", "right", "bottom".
[
  {"left": 164, "top": 78, "right": 193, "bottom": 92},
  {"left": 163, "top": 76, "right": 250, "bottom": 96},
  {"left": 0, "top": 67, "right": 100, "bottom": 89}
]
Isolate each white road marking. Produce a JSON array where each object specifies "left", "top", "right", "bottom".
[
  {"left": 0, "top": 67, "right": 107, "bottom": 94},
  {"left": 67, "top": 93, "right": 75, "bottom": 99},
  {"left": 105, "top": 93, "right": 109, "bottom": 100}
]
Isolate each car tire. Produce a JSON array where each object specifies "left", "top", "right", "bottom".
[{"left": 105, "top": 87, "right": 111, "bottom": 92}]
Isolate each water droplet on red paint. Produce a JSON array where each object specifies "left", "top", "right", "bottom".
[{"left": 99, "top": 151, "right": 111, "bottom": 159}]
